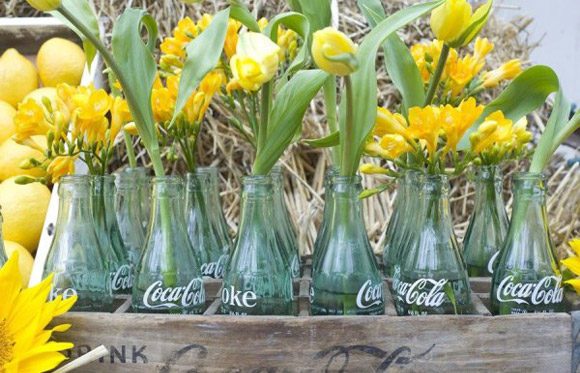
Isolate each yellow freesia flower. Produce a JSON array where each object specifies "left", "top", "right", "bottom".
[
  {"left": 258, "top": 17, "right": 269, "bottom": 32},
  {"left": 0, "top": 252, "right": 77, "bottom": 372},
  {"left": 197, "top": 14, "right": 213, "bottom": 31},
  {"left": 411, "top": 39, "right": 458, "bottom": 83},
  {"left": 470, "top": 111, "right": 514, "bottom": 154},
  {"left": 360, "top": 163, "right": 389, "bottom": 175},
  {"left": 407, "top": 105, "right": 441, "bottom": 156},
  {"left": 379, "top": 134, "right": 414, "bottom": 159},
  {"left": 47, "top": 155, "right": 76, "bottom": 184},
  {"left": 13, "top": 99, "right": 53, "bottom": 142},
  {"left": 124, "top": 122, "right": 139, "bottom": 136},
  {"left": 151, "top": 85, "right": 175, "bottom": 123},
  {"left": 430, "top": 0, "right": 493, "bottom": 47},
  {"left": 482, "top": 59, "right": 522, "bottom": 88},
  {"left": 441, "top": 97, "right": 484, "bottom": 151},
  {"left": 277, "top": 27, "right": 299, "bottom": 62},
  {"left": 76, "top": 89, "right": 112, "bottom": 121},
  {"left": 110, "top": 97, "right": 132, "bottom": 141},
  {"left": 230, "top": 32, "right": 281, "bottom": 91},
  {"left": 224, "top": 19, "right": 242, "bottom": 59},
  {"left": 473, "top": 37, "right": 494, "bottom": 62},
  {"left": 312, "top": 27, "right": 358, "bottom": 76},
  {"left": 25, "top": 0, "right": 60, "bottom": 11},
  {"left": 373, "top": 107, "right": 410, "bottom": 139}
]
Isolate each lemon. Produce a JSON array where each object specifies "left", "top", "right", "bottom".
[
  {"left": 0, "top": 177, "right": 51, "bottom": 253},
  {"left": 0, "top": 100, "right": 16, "bottom": 144},
  {"left": 37, "top": 38, "right": 86, "bottom": 87},
  {"left": 0, "top": 136, "right": 47, "bottom": 181},
  {"left": 3, "top": 240, "right": 34, "bottom": 287},
  {"left": 0, "top": 49, "right": 39, "bottom": 107}
]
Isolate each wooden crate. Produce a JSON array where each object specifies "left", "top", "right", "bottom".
[{"left": 54, "top": 262, "right": 580, "bottom": 373}]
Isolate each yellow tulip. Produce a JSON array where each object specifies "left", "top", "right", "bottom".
[
  {"left": 47, "top": 156, "right": 76, "bottom": 183},
  {"left": 373, "top": 107, "right": 410, "bottom": 139},
  {"left": 26, "top": 0, "right": 61, "bottom": 11},
  {"left": 230, "top": 32, "right": 281, "bottom": 91},
  {"left": 430, "top": 0, "right": 493, "bottom": 47},
  {"left": 312, "top": 27, "right": 358, "bottom": 76},
  {"left": 482, "top": 59, "right": 522, "bottom": 88},
  {"left": 360, "top": 163, "right": 389, "bottom": 175}
]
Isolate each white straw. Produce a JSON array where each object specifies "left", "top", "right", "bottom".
[{"left": 53, "top": 345, "right": 109, "bottom": 373}]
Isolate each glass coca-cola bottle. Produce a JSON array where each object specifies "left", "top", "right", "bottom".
[
  {"left": 115, "top": 169, "right": 146, "bottom": 266},
  {"left": 383, "top": 170, "right": 422, "bottom": 277},
  {"left": 463, "top": 165, "right": 509, "bottom": 276},
  {"left": 196, "top": 167, "right": 232, "bottom": 256},
  {"left": 310, "top": 176, "right": 385, "bottom": 315},
  {"left": 393, "top": 174, "right": 473, "bottom": 315},
  {"left": 132, "top": 176, "right": 205, "bottom": 314},
  {"left": 221, "top": 176, "right": 294, "bottom": 315},
  {"left": 312, "top": 167, "right": 338, "bottom": 270},
  {"left": 92, "top": 175, "right": 133, "bottom": 295},
  {"left": 271, "top": 165, "right": 301, "bottom": 278},
  {"left": 490, "top": 172, "right": 564, "bottom": 314},
  {"left": 185, "top": 172, "right": 227, "bottom": 279},
  {"left": 43, "top": 175, "right": 113, "bottom": 312}
]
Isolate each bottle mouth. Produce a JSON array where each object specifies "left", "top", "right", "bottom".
[
  {"left": 195, "top": 167, "right": 218, "bottom": 177},
  {"left": 242, "top": 175, "right": 272, "bottom": 185},
  {"left": 59, "top": 174, "right": 90, "bottom": 185},
  {"left": 513, "top": 172, "right": 546, "bottom": 182},
  {"left": 333, "top": 175, "right": 362, "bottom": 184}
]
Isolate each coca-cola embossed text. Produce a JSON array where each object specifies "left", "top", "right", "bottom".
[
  {"left": 496, "top": 275, "right": 563, "bottom": 305},
  {"left": 355, "top": 280, "right": 383, "bottom": 309},
  {"left": 395, "top": 278, "right": 448, "bottom": 308},
  {"left": 143, "top": 279, "right": 205, "bottom": 309}
]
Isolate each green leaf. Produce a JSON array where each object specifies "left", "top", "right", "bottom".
[
  {"left": 458, "top": 65, "right": 561, "bottom": 150},
  {"left": 303, "top": 131, "right": 340, "bottom": 148},
  {"left": 111, "top": 9, "right": 158, "bottom": 150},
  {"left": 172, "top": 8, "right": 230, "bottom": 123},
  {"left": 529, "top": 90, "right": 578, "bottom": 172},
  {"left": 288, "top": 0, "right": 332, "bottom": 33},
  {"left": 443, "top": 282, "right": 458, "bottom": 315},
  {"left": 450, "top": 0, "right": 493, "bottom": 48},
  {"left": 230, "top": 1, "right": 260, "bottom": 32},
  {"left": 358, "top": 0, "right": 425, "bottom": 113},
  {"left": 264, "top": 12, "right": 311, "bottom": 87},
  {"left": 341, "top": 0, "right": 445, "bottom": 176},
  {"left": 253, "top": 70, "right": 328, "bottom": 174},
  {"left": 51, "top": 0, "right": 99, "bottom": 67}
]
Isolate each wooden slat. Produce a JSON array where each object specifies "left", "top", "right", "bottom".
[
  {"left": 0, "top": 17, "right": 79, "bottom": 54},
  {"left": 471, "top": 294, "right": 492, "bottom": 316},
  {"left": 55, "top": 312, "right": 572, "bottom": 372},
  {"left": 382, "top": 281, "right": 398, "bottom": 316}
]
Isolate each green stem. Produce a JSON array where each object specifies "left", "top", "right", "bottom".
[
  {"left": 123, "top": 132, "right": 137, "bottom": 168},
  {"left": 323, "top": 76, "right": 340, "bottom": 166},
  {"left": 341, "top": 76, "right": 355, "bottom": 176},
  {"left": 424, "top": 44, "right": 450, "bottom": 106},
  {"left": 258, "top": 82, "right": 272, "bottom": 153}
]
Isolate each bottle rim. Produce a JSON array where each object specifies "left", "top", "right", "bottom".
[
  {"left": 151, "top": 175, "right": 183, "bottom": 185},
  {"left": 59, "top": 174, "right": 90, "bottom": 184},
  {"left": 194, "top": 167, "right": 218, "bottom": 176},
  {"left": 512, "top": 171, "right": 546, "bottom": 182},
  {"left": 242, "top": 175, "right": 272, "bottom": 185},
  {"left": 333, "top": 175, "right": 362, "bottom": 184}
]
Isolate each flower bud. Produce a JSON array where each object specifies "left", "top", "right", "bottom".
[
  {"left": 229, "top": 32, "right": 281, "bottom": 91},
  {"left": 430, "top": 0, "right": 493, "bottom": 48},
  {"left": 312, "top": 27, "right": 358, "bottom": 76},
  {"left": 359, "top": 164, "right": 389, "bottom": 175},
  {"left": 374, "top": 107, "right": 410, "bottom": 139},
  {"left": 26, "top": 0, "right": 61, "bottom": 11},
  {"left": 482, "top": 59, "right": 522, "bottom": 88}
]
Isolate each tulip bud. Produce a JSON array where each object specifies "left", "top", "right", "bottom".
[
  {"left": 26, "top": 0, "right": 61, "bottom": 11},
  {"left": 312, "top": 27, "right": 358, "bottom": 76},
  {"left": 229, "top": 32, "right": 281, "bottom": 91},
  {"left": 430, "top": 0, "right": 493, "bottom": 48}
]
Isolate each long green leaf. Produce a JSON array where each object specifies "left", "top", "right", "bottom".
[
  {"left": 341, "top": 0, "right": 445, "bottom": 176},
  {"left": 458, "top": 65, "right": 560, "bottom": 150},
  {"left": 303, "top": 131, "right": 340, "bottom": 148},
  {"left": 529, "top": 90, "right": 575, "bottom": 172},
  {"left": 358, "top": 0, "right": 425, "bottom": 113},
  {"left": 111, "top": 9, "right": 158, "bottom": 150},
  {"left": 288, "top": 0, "right": 332, "bottom": 33},
  {"left": 253, "top": 70, "right": 328, "bottom": 174},
  {"left": 173, "top": 8, "right": 230, "bottom": 123},
  {"left": 51, "top": 0, "right": 99, "bottom": 67},
  {"left": 230, "top": 1, "right": 260, "bottom": 32}
]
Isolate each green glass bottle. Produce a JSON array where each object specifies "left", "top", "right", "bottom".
[
  {"left": 271, "top": 165, "right": 301, "bottom": 278},
  {"left": 310, "top": 176, "right": 385, "bottom": 315},
  {"left": 92, "top": 175, "right": 133, "bottom": 295},
  {"left": 196, "top": 167, "right": 232, "bottom": 256},
  {"left": 463, "top": 165, "right": 509, "bottom": 277},
  {"left": 185, "top": 172, "right": 227, "bottom": 279},
  {"left": 44, "top": 175, "right": 113, "bottom": 312},
  {"left": 132, "top": 176, "right": 205, "bottom": 314},
  {"left": 312, "top": 167, "right": 338, "bottom": 270},
  {"left": 221, "top": 176, "right": 294, "bottom": 315},
  {"left": 382, "top": 171, "right": 422, "bottom": 278},
  {"left": 393, "top": 174, "right": 473, "bottom": 316},
  {"left": 490, "top": 172, "right": 564, "bottom": 315},
  {"left": 115, "top": 170, "right": 146, "bottom": 267}
]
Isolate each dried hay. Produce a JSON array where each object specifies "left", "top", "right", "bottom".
[{"left": 2, "top": 0, "right": 578, "bottom": 257}]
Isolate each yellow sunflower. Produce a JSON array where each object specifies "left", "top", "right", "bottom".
[{"left": 1, "top": 252, "right": 77, "bottom": 373}]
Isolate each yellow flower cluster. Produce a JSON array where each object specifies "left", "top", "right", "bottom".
[
  {"left": 470, "top": 111, "right": 532, "bottom": 161},
  {"left": 365, "top": 97, "right": 484, "bottom": 163},
  {"left": 561, "top": 239, "right": 580, "bottom": 293},
  {"left": 411, "top": 38, "right": 522, "bottom": 100}
]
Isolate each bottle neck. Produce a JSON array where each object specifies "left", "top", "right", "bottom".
[
  {"left": 150, "top": 177, "right": 185, "bottom": 227},
  {"left": 509, "top": 173, "right": 549, "bottom": 237},
  {"left": 185, "top": 173, "right": 210, "bottom": 216},
  {"left": 238, "top": 176, "right": 275, "bottom": 232},
  {"left": 421, "top": 175, "right": 453, "bottom": 230},
  {"left": 330, "top": 176, "right": 365, "bottom": 228},
  {"left": 57, "top": 176, "right": 94, "bottom": 225},
  {"left": 473, "top": 165, "right": 505, "bottom": 211}
]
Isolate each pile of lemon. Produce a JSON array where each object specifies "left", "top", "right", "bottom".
[{"left": 0, "top": 37, "right": 86, "bottom": 286}]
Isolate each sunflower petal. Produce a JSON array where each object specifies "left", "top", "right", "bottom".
[
  {"left": 561, "top": 257, "right": 580, "bottom": 276},
  {"left": 565, "top": 279, "right": 580, "bottom": 295},
  {"left": 0, "top": 253, "right": 22, "bottom": 319}
]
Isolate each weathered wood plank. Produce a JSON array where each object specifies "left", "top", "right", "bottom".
[
  {"left": 0, "top": 17, "right": 79, "bottom": 54},
  {"left": 55, "top": 312, "right": 572, "bottom": 372}
]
